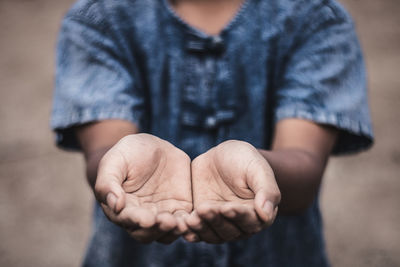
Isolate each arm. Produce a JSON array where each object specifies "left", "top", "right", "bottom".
[{"left": 259, "top": 118, "right": 338, "bottom": 214}]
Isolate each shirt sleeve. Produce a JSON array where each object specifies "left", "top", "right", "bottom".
[
  {"left": 274, "top": 3, "right": 373, "bottom": 155},
  {"left": 51, "top": 6, "right": 146, "bottom": 150}
]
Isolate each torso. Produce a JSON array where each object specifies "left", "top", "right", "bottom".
[{"left": 62, "top": 0, "right": 350, "bottom": 266}]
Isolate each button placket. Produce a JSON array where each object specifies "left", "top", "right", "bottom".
[{"left": 181, "top": 32, "right": 237, "bottom": 133}]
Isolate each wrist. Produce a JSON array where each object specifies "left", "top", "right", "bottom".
[{"left": 85, "top": 146, "right": 114, "bottom": 190}]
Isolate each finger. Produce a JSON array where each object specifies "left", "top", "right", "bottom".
[
  {"left": 101, "top": 205, "right": 138, "bottom": 231},
  {"left": 246, "top": 159, "right": 281, "bottom": 223},
  {"left": 185, "top": 210, "right": 222, "bottom": 244},
  {"left": 173, "top": 210, "right": 190, "bottom": 235},
  {"left": 130, "top": 225, "right": 164, "bottom": 243},
  {"left": 197, "top": 204, "right": 241, "bottom": 241},
  {"left": 156, "top": 212, "right": 177, "bottom": 232},
  {"left": 101, "top": 203, "right": 157, "bottom": 230},
  {"left": 130, "top": 212, "right": 177, "bottom": 243},
  {"left": 181, "top": 212, "right": 199, "bottom": 243},
  {"left": 254, "top": 191, "right": 279, "bottom": 225},
  {"left": 95, "top": 149, "right": 128, "bottom": 213},
  {"left": 220, "top": 204, "right": 263, "bottom": 234}
]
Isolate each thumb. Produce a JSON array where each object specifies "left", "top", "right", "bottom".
[
  {"left": 247, "top": 160, "right": 281, "bottom": 224},
  {"left": 94, "top": 150, "right": 127, "bottom": 214},
  {"left": 254, "top": 188, "right": 280, "bottom": 224}
]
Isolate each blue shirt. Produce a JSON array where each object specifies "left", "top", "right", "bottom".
[{"left": 51, "top": 0, "right": 374, "bottom": 266}]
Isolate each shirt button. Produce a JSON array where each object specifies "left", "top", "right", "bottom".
[
  {"left": 205, "top": 116, "right": 217, "bottom": 129},
  {"left": 207, "top": 36, "right": 225, "bottom": 54}
]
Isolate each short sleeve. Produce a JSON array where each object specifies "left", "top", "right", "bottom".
[
  {"left": 51, "top": 6, "right": 145, "bottom": 150},
  {"left": 274, "top": 4, "right": 373, "bottom": 155}
]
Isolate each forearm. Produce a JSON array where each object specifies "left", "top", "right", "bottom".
[
  {"left": 259, "top": 148, "right": 327, "bottom": 215},
  {"left": 258, "top": 118, "right": 338, "bottom": 215}
]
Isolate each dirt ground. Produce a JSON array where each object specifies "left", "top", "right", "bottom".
[{"left": 0, "top": 0, "right": 399, "bottom": 266}]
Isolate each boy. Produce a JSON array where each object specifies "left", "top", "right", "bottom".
[{"left": 52, "top": 0, "right": 373, "bottom": 266}]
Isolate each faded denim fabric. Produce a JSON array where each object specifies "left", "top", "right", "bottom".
[{"left": 51, "top": 0, "right": 373, "bottom": 266}]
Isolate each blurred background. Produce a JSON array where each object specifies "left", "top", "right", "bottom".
[{"left": 0, "top": 0, "right": 399, "bottom": 266}]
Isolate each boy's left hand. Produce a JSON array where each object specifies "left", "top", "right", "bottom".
[{"left": 184, "top": 140, "right": 281, "bottom": 243}]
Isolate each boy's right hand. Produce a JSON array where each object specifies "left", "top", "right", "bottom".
[{"left": 94, "top": 133, "right": 192, "bottom": 244}]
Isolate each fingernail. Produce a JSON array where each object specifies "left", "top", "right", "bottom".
[
  {"left": 263, "top": 201, "right": 274, "bottom": 218},
  {"left": 106, "top": 193, "right": 117, "bottom": 212}
]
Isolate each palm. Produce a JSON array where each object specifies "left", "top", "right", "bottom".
[
  {"left": 96, "top": 134, "right": 192, "bottom": 242},
  {"left": 120, "top": 138, "right": 192, "bottom": 217},
  {"left": 192, "top": 141, "right": 262, "bottom": 210},
  {"left": 186, "top": 140, "right": 279, "bottom": 243}
]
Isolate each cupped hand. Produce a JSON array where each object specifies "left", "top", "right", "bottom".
[
  {"left": 184, "top": 140, "right": 281, "bottom": 243},
  {"left": 95, "top": 133, "right": 192, "bottom": 244}
]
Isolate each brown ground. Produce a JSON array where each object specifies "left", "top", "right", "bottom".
[{"left": 0, "top": 0, "right": 399, "bottom": 266}]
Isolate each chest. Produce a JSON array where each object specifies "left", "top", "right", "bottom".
[
  {"left": 117, "top": 0, "right": 299, "bottom": 154},
  {"left": 168, "top": 0, "right": 246, "bottom": 35}
]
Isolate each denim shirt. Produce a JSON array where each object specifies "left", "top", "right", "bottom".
[{"left": 51, "top": 0, "right": 373, "bottom": 266}]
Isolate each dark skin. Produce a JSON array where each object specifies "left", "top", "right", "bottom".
[{"left": 75, "top": 118, "right": 337, "bottom": 244}]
